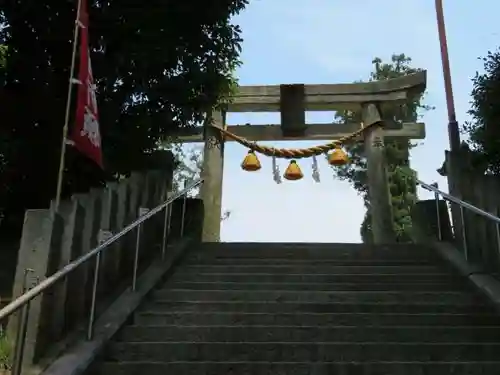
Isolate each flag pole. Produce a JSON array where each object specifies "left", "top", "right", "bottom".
[{"left": 54, "top": 0, "right": 83, "bottom": 212}]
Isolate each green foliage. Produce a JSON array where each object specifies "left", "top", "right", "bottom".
[
  {"left": 169, "top": 144, "right": 231, "bottom": 221},
  {"left": 463, "top": 49, "right": 500, "bottom": 175},
  {"left": 331, "top": 54, "right": 432, "bottom": 243},
  {"left": 0, "top": 45, "right": 5, "bottom": 69},
  {"left": 0, "top": 327, "right": 12, "bottom": 370},
  {"left": 0, "top": 0, "right": 247, "bottom": 238},
  {"left": 169, "top": 145, "right": 204, "bottom": 194}
]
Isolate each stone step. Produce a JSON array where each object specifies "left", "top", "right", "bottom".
[
  {"left": 183, "top": 258, "right": 438, "bottom": 266},
  {"left": 168, "top": 272, "right": 462, "bottom": 284},
  {"left": 98, "top": 361, "right": 500, "bottom": 375},
  {"left": 134, "top": 312, "right": 500, "bottom": 327},
  {"left": 163, "top": 281, "right": 466, "bottom": 292},
  {"left": 137, "top": 301, "right": 492, "bottom": 314},
  {"left": 189, "top": 252, "right": 438, "bottom": 262},
  {"left": 107, "top": 342, "right": 500, "bottom": 362},
  {"left": 193, "top": 243, "right": 435, "bottom": 259},
  {"left": 118, "top": 325, "right": 500, "bottom": 343},
  {"left": 152, "top": 289, "right": 480, "bottom": 305},
  {"left": 178, "top": 264, "right": 443, "bottom": 275}
]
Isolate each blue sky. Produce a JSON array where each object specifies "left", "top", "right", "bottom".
[{"left": 206, "top": 0, "right": 500, "bottom": 242}]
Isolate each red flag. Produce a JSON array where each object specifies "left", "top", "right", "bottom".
[{"left": 70, "top": 0, "right": 103, "bottom": 168}]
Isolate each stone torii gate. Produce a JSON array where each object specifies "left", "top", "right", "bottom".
[{"left": 178, "top": 71, "right": 427, "bottom": 243}]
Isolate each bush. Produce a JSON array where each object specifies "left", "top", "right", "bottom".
[{"left": 0, "top": 328, "right": 12, "bottom": 371}]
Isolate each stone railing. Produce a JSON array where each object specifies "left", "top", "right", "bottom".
[{"left": 7, "top": 168, "right": 174, "bottom": 370}]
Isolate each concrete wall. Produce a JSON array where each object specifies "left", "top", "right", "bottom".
[
  {"left": 411, "top": 199, "right": 454, "bottom": 243},
  {"left": 446, "top": 150, "right": 500, "bottom": 270}
]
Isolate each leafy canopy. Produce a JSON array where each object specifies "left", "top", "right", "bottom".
[
  {"left": 0, "top": 0, "right": 247, "bottom": 237},
  {"left": 464, "top": 49, "right": 500, "bottom": 175},
  {"left": 0, "top": 45, "right": 5, "bottom": 69}
]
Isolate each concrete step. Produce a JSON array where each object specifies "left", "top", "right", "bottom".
[
  {"left": 134, "top": 312, "right": 500, "bottom": 327},
  {"left": 164, "top": 281, "right": 465, "bottom": 292},
  {"left": 183, "top": 258, "right": 438, "bottom": 266},
  {"left": 107, "top": 342, "right": 500, "bottom": 361},
  {"left": 92, "top": 242, "right": 500, "bottom": 375},
  {"left": 178, "top": 264, "right": 444, "bottom": 275},
  {"left": 137, "top": 301, "right": 492, "bottom": 314},
  {"left": 192, "top": 243, "right": 436, "bottom": 260},
  {"left": 151, "top": 289, "right": 481, "bottom": 305},
  {"left": 98, "top": 361, "right": 500, "bottom": 375},
  {"left": 168, "top": 272, "right": 462, "bottom": 284},
  {"left": 118, "top": 325, "right": 500, "bottom": 343}
]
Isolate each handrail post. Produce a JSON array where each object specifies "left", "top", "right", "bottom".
[
  {"left": 431, "top": 182, "right": 442, "bottom": 241},
  {"left": 161, "top": 192, "right": 173, "bottom": 260},
  {"left": 180, "top": 184, "right": 187, "bottom": 237},
  {"left": 86, "top": 251, "right": 101, "bottom": 340},
  {"left": 132, "top": 213, "right": 142, "bottom": 292},
  {"left": 459, "top": 205, "right": 468, "bottom": 261},
  {"left": 495, "top": 221, "right": 500, "bottom": 261},
  {"left": 11, "top": 269, "right": 35, "bottom": 375}
]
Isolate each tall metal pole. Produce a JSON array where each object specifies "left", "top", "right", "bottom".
[
  {"left": 436, "top": 0, "right": 463, "bottom": 254},
  {"left": 435, "top": 0, "right": 460, "bottom": 151},
  {"left": 54, "top": 0, "right": 83, "bottom": 212}
]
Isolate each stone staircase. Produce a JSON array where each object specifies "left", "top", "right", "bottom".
[{"left": 92, "top": 243, "right": 500, "bottom": 374}]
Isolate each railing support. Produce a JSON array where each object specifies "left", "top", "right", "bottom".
[{"left": 11, "top": 269, "right": 34, "bottom": 375}]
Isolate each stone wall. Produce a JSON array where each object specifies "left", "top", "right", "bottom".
[
  {"left": 446, "top": 150, "right": 500, "bottom": 272},
  {"left": 411, "top": 199, "right": 453, "bottom": 243},
  {"left": 7, "top": 167, "right": 175, "bottom": 369},
  {"left": 0, "top": 240, "right": 17, "bottom": 318}
]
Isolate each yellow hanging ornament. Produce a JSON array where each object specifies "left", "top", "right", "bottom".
[
  {"left": 328, "top": 146, "right": 349, "bottom": 166},
  {"left": 241, "top": 150, "right": 261, "bottom": 171},
  {"left": 283, "top": 160, "right": 303, "bottom": 181}
]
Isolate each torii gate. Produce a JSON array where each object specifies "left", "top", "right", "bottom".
[{"left": 178, "top": 71, "right": 427, "bottom": 244}]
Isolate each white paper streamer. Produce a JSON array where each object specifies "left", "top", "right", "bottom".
[
  {"left": 272, "top": 155, "right": 282, "bottom": 184},
  {"left": 312, "top": 155, "right": 320, "bottom": 183}
]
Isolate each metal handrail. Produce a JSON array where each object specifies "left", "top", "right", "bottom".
[
  {"left": 0, "top": 178, "right": 204, "bottom": 321},
  {"left": 415, "top": 175, "right": 500, "bottom": 263},
  {"left": 417, "top": 178, "right": 500, "bottom": 224}
]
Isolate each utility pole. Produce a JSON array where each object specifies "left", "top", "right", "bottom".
[{"left": 435, "top": 0, "right": 460, "bottom": 151}]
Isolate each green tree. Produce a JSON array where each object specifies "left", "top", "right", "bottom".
[
  {"left": 173, "top": 145, "right": 204, "bottom": 194},
  {"left": 169, "top": 144, "right": 231, "bottom": 221},
  {"left": 331, "top": 54, "right": 431, "bottom": 243},
  {"left": 0, "top": 45, "right": 5, "bottom": 69},
  {"left": 463, "top": 49, "right": 500, "bottom": 175},
  {"left": 0, "top": 0, "right": 247, "bottom": 238}
]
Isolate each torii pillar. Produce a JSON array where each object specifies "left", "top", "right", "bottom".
[
  {"left": 200, "top": 110, "right": 225, "bottom": 242},
  {"left": 362, "top": 103, "right": 396, "bottom": 243}
]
